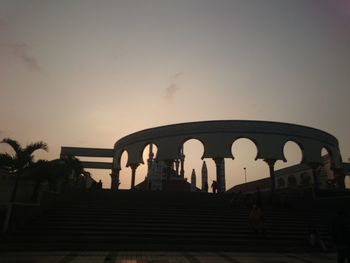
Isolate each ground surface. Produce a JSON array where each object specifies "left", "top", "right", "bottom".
[{"left": 0, "top": 251, "right": 337, "bottom": 263}]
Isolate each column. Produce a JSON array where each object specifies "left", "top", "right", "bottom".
[
  {"left": 308, "top": 163, "right": 321, "bottom": 190},
  {"left": 175, "top": 159, "right": 180, "bottom": 176},
  {"left": 147, "top": 144, "right": 154, "bottom": 173},
  {"left": 333, "top": 168, "right": 345, "bottom": 190},
  {"left": 164, "top": 159, "right": 174, "bottom": 179},
  {"left": 180, "top": 147, "right": 185, "bottom": 178},
  {"left": 130, "top": 163, "right": 139, "bottom": 189},
  {"left": 213, "top": 157, "right": 225, "bottom": 193},
  {"left": 110, "top": 169, "right": 120, "bottom": 190},
  {"left": 264, "top": 159, "right": 276, "bottom": 200}
]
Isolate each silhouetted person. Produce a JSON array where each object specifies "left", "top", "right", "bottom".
[
  {"left": 249, "top": 204, "right": 266, "bottom": 238},
  {"left": 329, "top": 210, "right": 350, "bottom": 263},
  {"left": 308, "top": 223, "right": 327, "bottom": 252},
  {"left": 97, "top": 180, "right": 103, "bottom": 190},
  {"left": 211, "top": 180, "right": 218, "bottom": 194}
]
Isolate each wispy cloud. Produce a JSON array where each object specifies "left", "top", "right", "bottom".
[
  {"left": 165, "top": 83, "right": 179, "bottom": 101},
  {"left": 164, "top": 72, "right": 183, "bottom": 102},
  {"left": 0, "top": 19, "right": 41, "bottom": 71},
  {"left": 1, "top": 43, "right": 41, "bottom": 71}
]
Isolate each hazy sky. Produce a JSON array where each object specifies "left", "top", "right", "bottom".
[{"left": 1, "top": 0, "right": 350, "bottom": 189}]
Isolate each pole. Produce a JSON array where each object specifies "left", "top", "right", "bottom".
[{"left": 244, "top": 167, "right": 247, "bottom": 183}]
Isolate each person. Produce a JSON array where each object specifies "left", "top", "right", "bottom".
[
  {"left": 211, "top": 180, "right": 218, "bottom": 194},
  {"left": 329, "top": 210, "right": 350, "bottom": 263},
  {"left": 97, "top": 180, "right": 103, "bottom": 189},
  {"left": 308, "top": 223, "right": 327, "bottom": 252},
  {"left": 249, "top": 204, "right": 266, "bottom": 238}
]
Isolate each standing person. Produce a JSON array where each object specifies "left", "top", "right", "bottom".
[
  {"left": 308, "top": 223, "right": 327, "bottom": 252},
  {"left": 329, "top": 210, "right": 350, "bottom": 263},
  {"left": 211, "top": 180, "right": 217, "bottom": 194},
  {"left": 249, "top": 204, "right": 266, "bottom": 238}
]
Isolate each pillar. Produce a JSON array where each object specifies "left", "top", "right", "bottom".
[
  {"left": 130, "top": 163, "right": 139, "bottom": 189},
  {"left": 175, "top": 159, "right": 180, "bottom": 176},
  {"left": 264, "top": 159, "right": 276, "bottom": 199},
  {"left": 333, "top": 168, "right": 346, "bottom": 190},
  {"left": 308, "top": 163, "right": 321, "bottom": 190},
  {"left": 180, "top": 147, "right": 185, "bottom": 178},
  {"left": 110, "top": 169, "right": 120, "bottom": 190},
  {"left": 213, "top": 157, "right": 225, "bottom": 193},
  {"left": 147, "top": 144, "right": 154, "bottom": 173}
]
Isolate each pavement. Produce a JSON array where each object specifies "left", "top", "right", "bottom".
[{"left": 0, "top": 251, "right": 337, "bottom": 263}]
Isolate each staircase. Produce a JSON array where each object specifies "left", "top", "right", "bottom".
[{"left": 0, "top": 190, "right": 337, "bottom": 251}]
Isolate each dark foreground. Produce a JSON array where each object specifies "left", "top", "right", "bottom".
[{"left": 0, "top": 190, "right": 349, "bottom": 252}]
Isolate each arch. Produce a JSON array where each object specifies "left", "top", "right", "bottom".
[
  {"left": 287, "top": 175, "right": 298, "bottom": 187},
  {"left": 118, "top": 150, "right": 130, "bottom": 189},
  {"left": 116, "top": 149, "right": 129, "bottom": 169},
  {"left": 141, "top": 143, "right": 159, "bottom": 164},
  {"left": 182, "top": 138, "right": 205, "bottom": 187},
  {"left": 180, "top": 137, "right": 206, "bottom": 160},
  {"left": 231, "top": 137, "right": 259, "bottom": 160},
  {"left": 229, "top": 138, "right": 268, "bottom": 188},
  {"left": 321, "top": 147, "right": 333, "bottom": 165},
  {"left": 113, "top": 120, "right": 342, "bottom": 190},
  {"left": 275, "top": 140, "right": 303, "bottom": 170}
]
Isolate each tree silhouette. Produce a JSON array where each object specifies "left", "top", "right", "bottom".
[{"left": 0, "top": 138, "right": 48, "bottom": 202}]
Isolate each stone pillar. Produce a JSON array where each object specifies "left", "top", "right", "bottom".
[
  {"left": 264, "top": 159, "right": 276, "bottom": 200},
  {"left": 180, "top": 147, "right": 185, "bottom": 178},
  {"left": 175, "top": 159, "right": 180, "bottom": 176},
  {"left": 333, "top": 168, "right": 346, "bottom": 190},
  {"left": 308, "top": 163, "right": 321, "bottom": 190},
  {"left": 201, "top": 161, "right": 208, "bottom": 192},
  {"left": 213, "top": 157, "right": 225, "bottom": 193},
  {"left": 191, "top": 169, "right": 196, "bottom": 192},
  {"left": 130, "top": 163, "right": 139, "bottom": 189},
  {"left": 147, "top": 144, "right": 154, "bottom": 173},
  {"left": 164, "top": 159, "right": 174, "bottom": 179},
  {"left": 110, "top": 169, "right": 120, "bottom": 190}
]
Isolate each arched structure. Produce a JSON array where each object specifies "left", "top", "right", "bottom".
[{"left": 111, "top": 120, "right": 343, "bottom": 192}]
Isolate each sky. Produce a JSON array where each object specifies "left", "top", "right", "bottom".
[{"left": 1, "top": 0, "right": 350, "bottom": 189}]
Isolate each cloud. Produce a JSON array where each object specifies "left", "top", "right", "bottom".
[
  {"left": 0, "top": 43, "right": 41, "bottom": 71},
  {"left": 164, "top": 72, "right": 184, "bottom": 102},
  {"left": 5, "top": 43, "right": 41, "bottom": 71},
  {"left": 165, "top": 83, "right": 179, "bottom": 101},
  {"left": 173, "top": 72, "right": 183, "bottom": 78}
]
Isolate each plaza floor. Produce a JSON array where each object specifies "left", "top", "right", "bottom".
[{"left": 0, "top": 251, "right": 337, "bottom": 263}]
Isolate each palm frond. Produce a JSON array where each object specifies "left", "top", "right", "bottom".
[
  {"left": 1, "top": 138, "right": 22, "bottom": 154},
  {"left": 24, "top": 141, "right": 49, "bottom": 156}
]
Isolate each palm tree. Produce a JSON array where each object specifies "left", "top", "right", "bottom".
[{"left": 0, "top": 138, "right": 48, "bottom": 202}]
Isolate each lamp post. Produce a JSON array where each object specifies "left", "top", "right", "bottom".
[{"left": 244, "top": 167, "right": 247, "bottom": 184}]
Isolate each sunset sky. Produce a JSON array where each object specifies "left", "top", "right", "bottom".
[{"left": 1, "top": 0, "right": 350, "bottom": 189}]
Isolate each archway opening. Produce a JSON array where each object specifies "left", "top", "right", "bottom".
[
  {"left": 275, "top": 141, "right": 303, "bottom": 170},
  {"left": 134, "top": 143, "right": 159, "bottom": 189},
  {"left": 321, "top": 147, "right": 336, "bottom": 189},
  {"left": 118, "top": 150, "right": 130, "bottom": 189},
  {"left": 229, "top": 138, "right": 268, "bottom": 191},
  {"left": 182, "top": 139, "right": 206, "bottom": 190}
]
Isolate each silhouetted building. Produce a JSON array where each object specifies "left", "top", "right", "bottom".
[{"left": 228, "top": 154, "right": 339, "bottom": 193}]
